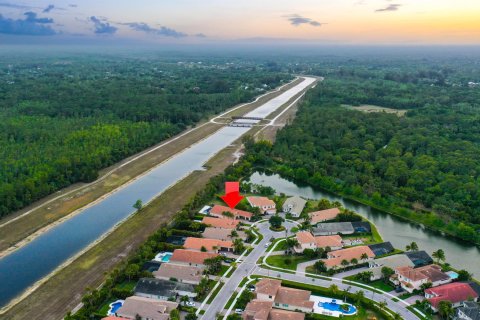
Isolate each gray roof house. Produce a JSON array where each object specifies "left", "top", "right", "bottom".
[
  {"left": 134, "top": 278, "right": 196, "bottom": 300},
  {"left": 368, "top": 242, "right": 395, "bottom": 257},
  {"left": 312, "top": 222, "right": 355, "bottom": 236},
  {"left": 368, "top": 254, "right": 415, "bottom": 281},
  {"left": 282, "top": 196, "right": 307, "bottom": 217},
  {"left": 455, "top": 301, "right": 480, "bottom": 320}
]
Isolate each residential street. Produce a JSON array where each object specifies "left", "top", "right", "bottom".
[{"left": 200, "top": 220, "right": 423, "bottom": 320}]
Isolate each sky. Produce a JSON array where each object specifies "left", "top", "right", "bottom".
[{"left": 0, "top": 0, "right": 480, "bottom": 45}]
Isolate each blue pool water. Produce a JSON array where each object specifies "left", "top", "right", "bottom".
[
  {"left": 162, "top": 252, "right": 173, "bottom": 262},
  {"left": 320, "top": 299, "right": 357, "bottom": 315},
  {"left": 108, "top": 300, "right": 124, "bottom": 315},
  {"left": 446, "top": 271, "right": 459, "bottom": 280}
]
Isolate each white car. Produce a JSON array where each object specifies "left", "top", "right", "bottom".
[
  {"left": 235, "top": 309, "right": 244, "bottom": 314},
  {"left": 264, "top": 242, "right": 271, "bottom": 248},
  {"left": 186, "top": 301, "right": 195, "bottom": 307}
]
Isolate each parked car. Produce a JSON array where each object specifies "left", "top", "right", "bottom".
[
  {"left": 235, "top": 309, "right": 244, "bottom": 314},
  {"left": 186, "top": 301, "right": 195, "bottom": 307},
  {"left": 264, "top": 242, "right": 271, "bottom": 248}
]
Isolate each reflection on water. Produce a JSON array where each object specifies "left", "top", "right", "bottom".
[{"left": 249, "top": 171, "right": 480, "bottom": 276}]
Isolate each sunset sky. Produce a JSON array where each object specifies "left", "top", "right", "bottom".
[{"left": 1, "top": 0, "right": 480, "bottom": 44}]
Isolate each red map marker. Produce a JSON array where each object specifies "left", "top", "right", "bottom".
[{"left": 220, "top": 181, "right": 244, "bottom": 209}]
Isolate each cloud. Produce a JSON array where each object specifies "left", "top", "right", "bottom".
[
  {"left": 0, "top": 2, "right": 33, "bottom": 10},
  {"left": 124, "top": 22, "right": 188, "bottom": 38},
  {"left": 375, "top": 4, "right": 402, "bottom": 12},
  {"left": 69, "top": 4, "right": 77, "bottom": 8},
  {"left": 0, "top": 12, "right": 56, "bottom": 35},
  {"left": 284, "top": 14, "right": 324, "bottom": 27},
  {"left": 43, "top": 4, "right": 54, "bottom": 13},
  {"left": 90, "top": 16, "right": 117, "bottom": 34}
]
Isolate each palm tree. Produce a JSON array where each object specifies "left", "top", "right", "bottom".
[
  {"left": 350, "top": 258, "right": 358, "bottom": 265},
  {"left": 341, "top": 259, "right": 350, "bottom": 269},
  {"left": 406, "top": 242, "right": 419, "bottom": 251},
  {"left": 180, "top": 295, "right": 190, "bottom": 306},
  {"left": 329, "top": 284, "right": 339, "bottom": 296},
  {"left": 360, "top": 253, "right": 369, "bottom": 262},
  {"left": 438, "top": 300, "right": 454, "bottom": 320},
  {"left": 432, "top": 249, "right": 446, "bottom": 264},
  {"left": 354, "top": 290, "right": 365, "bottom": 304}
]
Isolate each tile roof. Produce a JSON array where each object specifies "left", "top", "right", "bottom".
[
  {"left": 202, "top": 216, "right": 239, "bottom": 229},
  {"left": 315, "top": 235, "right": 343, "bottom": 248},
  {"left": 117, "top": 296, "right": 178, "bottom": 320},
  {"left": 210, "top": 204, "right": 253, "bottom": 219},
  {"left": 282, "top": 196, "right": 307, "bottom": 213},
  {"left": 296, "top": 231, "right": 316, "bottom": 244},
  {"left": 243, "top": 299, "right": 273, "bottom": 320},
  {"left": 183, "top": 237, "right": 233, "bottom": 251},
  {"left": 309, "top": 208, "right": 340, "bottom": 224},
  {"left": 269, "top": 309, "right": 305, "bottom": 320},
  {"left": 170, "top": 249, "right": 218, "bottom": 265},
  {"left": 274, "top": 287, "right": 314, "bottom": 309},
  {"left": 324, "top": 246, "right": 375, "bottom": 268},
  {"left": 396, "top": 264, "right": 450, "bottom": 283},
  {"left": 153, "top": 263, "right": 203, "bottom": 283},
  {"left": 247, "top": 196, "right": 276, "bottom": 208},
  {"left": 202, "top": 227, "right": 246, "bottom": 241},
  {"left": 255, "top": 278, "right": 282, "bottom": 296},
  {"left": 426, "top": 282, "right": 479, "bottom": 309}
]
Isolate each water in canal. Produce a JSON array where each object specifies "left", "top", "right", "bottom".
[
  {"left": 0, "top": 77, "right": 316, "bottom": 308},
  {"left": 249, "top": 171, "right": 480, "bottom": 276}
]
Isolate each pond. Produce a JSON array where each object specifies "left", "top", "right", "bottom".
[{"left": 249, "top": 172, "right": 480, "bottom": 276}]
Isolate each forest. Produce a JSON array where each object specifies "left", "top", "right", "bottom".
[
  {"left": 245, "top": 56, "right": 480, "bottom": 244},
  {"left": 0, "top": 52, "right": 290, "bottom": 218}
]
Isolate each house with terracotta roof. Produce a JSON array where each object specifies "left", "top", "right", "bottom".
[
  {"left": 309, "top": 208, "right": 340, "bottom": 225},
  {"left": 102, "top": 317, "right": 126, "bottom": 320},
  {"left": 202, "top": 216, "right": 239, "bottom": 229},
  {"left": 392, "top": 264, "right": 451, "bottom": 293},
  {"left": 282, "top": 196, "right": 307, "bottom": 217},
  {"left": 209, "top": 204, "right": 253, "bottom": 221},
  {"left": 153, "top": 263, "right": 203, "bottom": 285},
  {"left": 116, "top": 296, "right": 178, "bottom": 320},
  {"left": 425, "top": 282, "right": 479, "bottom": 312},
  {"left": 294, "top": 231, "right": 343, "bottom": 253},
  {"left": 183, "top": 237, "right": 233, "bottom": 253},
  {"left": 202, "top": 227, "right": 247, "bottom": 241},
  {"left": 247, "top": 196, "right": 276, "bottom": 214},
  {"left": 323, "top": 245, "right": 375, "bottom": 270},
  {"left": 243, "top": 300, "right": 305, "bottom": 320},
  {"left": 170, "top": 249, "right": 218, "bottom": 267},
  {"left": 254, "top": 278, "right": 314, "bottom": 313}
]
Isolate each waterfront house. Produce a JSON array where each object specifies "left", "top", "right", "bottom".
[
  {"left": 183, "top": 237, "right": 234, "bottom": 253},
  {"left": 368, "top": 242, "right": 395, "bottom": 257},
  {"left": 392, "top": 264, "right": 451, "bottom": 293},
  {"left": 405, "top": 250, "right": 434, "bottom": 267},
  {"left": 312, "top": 222, "right": 355, "bottom": 236},
  {"left": 294, "top": 231, "right": 343, "bottom": 253},
  {"left": 282, "top": 196, "right": 307, "bottom": 217},
  {"left": 209, "top": 204, "right": 253, "bottom": 221},
  {"left": 170, "top": 249, "right": 218, "bottom": 267},
  {"left": 246, "top": 196, "right": 276, "bottom": 214},
  {"left": 153, "top": 263, "right": 203, "bottom": 285},
  {"left": 425, "top": 282, "right": 479, "bottom": 312},
  {"left": 134, "top": 278, "right": 196, "bottom": 300},
  {"left": 116, "top": 296, "right": 178, "bottom": 320},
  {"left": 324, "top": 246, "right": 375, "bottom": 270},
  {"left": 202, "top": 216, "right": 239, "bottom": 230},
  {"left": 368, "top": 254, "right": 415, "bottom": 281},
  {"left": 309, "top": 208, "right": 340, "bottom": 225}
]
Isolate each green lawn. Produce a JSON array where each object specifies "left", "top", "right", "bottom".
[
  {"left": 207, "top": 282, "right": 224, "bottom": 304},
  {"left": 265, "top": 254, "right": 313, "bottom": 270},
  {"left": 344, "top": 275, "right": 395, "bottom": 292},
  {"left": 115, "top": 280, "right": 137, "bottom": 291}
]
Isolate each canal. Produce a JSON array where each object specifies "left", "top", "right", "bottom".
[
  {"left": 249, "top": 172, "right": 480, "bottom": 276},
  {"left": 0, "top": 77, "right": 317, "bottom": 309}
]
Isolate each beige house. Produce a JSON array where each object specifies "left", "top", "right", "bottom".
[
  {"left": 243, "top": 300, "right": 305, "bottom": 320},
  {"left": 153, "top": 263, "right": 203, "bottom": 285},
  {"left": 116, "top": 296, "right": 178, "bottom": 320},
  {"left": 247, "top": 196, "right": 276, "bottom": 214},
  {"left": 392, "top": 264, "right": 451, "bottom": 293},
  {"left": 282, "top": 196, "right": 307, "bottom": 217},
  {"left": 294, "top": 231, "right": 343, "bottom": 253},
  {"left": 254, "top": 278, "right": 314, "bottom": 313}
]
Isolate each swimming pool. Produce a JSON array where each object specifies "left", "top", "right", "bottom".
[
  {"left": 153, "top": 252, "right": 173, "bottom": 263},
  {"left": 446, "top": 271, "right": 459, "bottom": 280},
  {"left": 311, "top": 296, "right": 358, "bottom": 317},
  {"left": 107, "top": 299, "right": 124, "bottom": 316}
]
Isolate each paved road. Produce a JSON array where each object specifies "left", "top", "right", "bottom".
[
  {"left": 200, "top": 220, "right": 297, "bottom": 319},
  {"left": 253, "top": 267, "right": 419, "bottom": 320}
]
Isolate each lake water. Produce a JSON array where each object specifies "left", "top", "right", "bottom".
[
  {"left": 0, "top": 77, "right": 317, "bottom": 308},
  {"left": 249, "top": 172, "right": 480, "bottom": 276}
]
